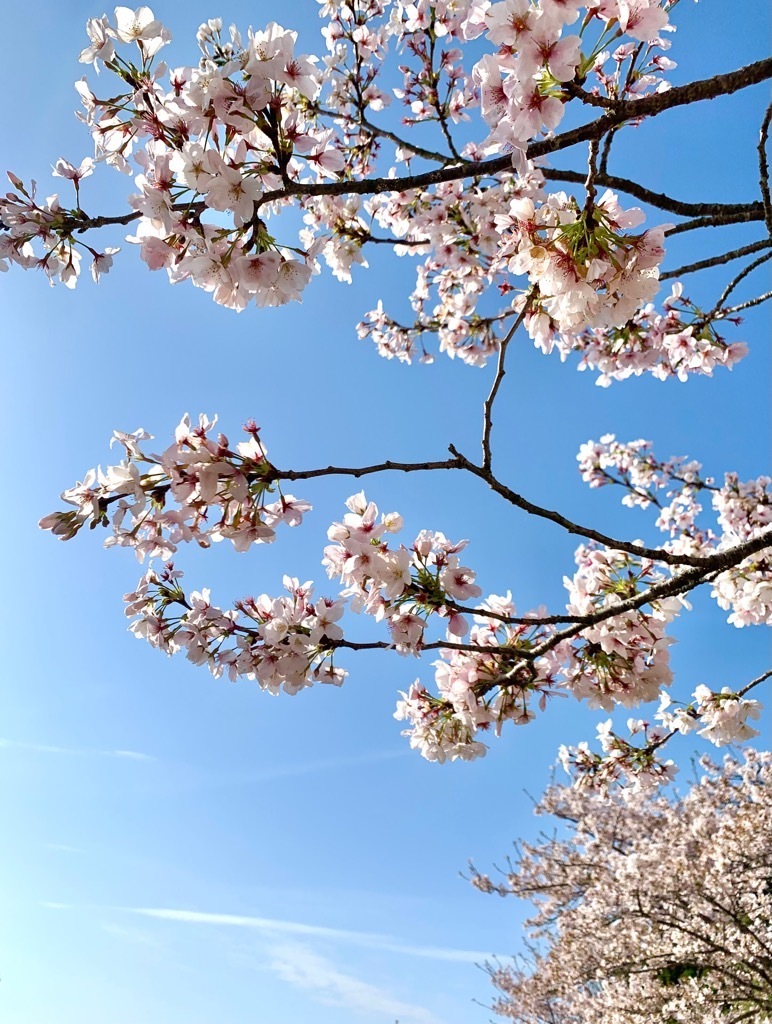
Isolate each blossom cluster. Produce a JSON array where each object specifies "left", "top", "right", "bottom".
[
  {"left": 559, "top": 716, "right": 677, "bottom": 793},
  {"left": 658, "top": 686, "right": 763, "bottom": 746},
  {"left": 39, "top": 414, "right": 311, "bottom": 559},
  {"left": 562, "top": 544, "right": 678, "bottom": 707},
  {"left": 503, "top": 189, "right": 668, "bottom": 337},
  {"left": 0, "top": 0, "right": 724, "bottom": 388},
  {"left": 479, "top": 750, "right": 772, "bottom": 1024},
  {"left": 40, "top": 413, "right": 769, "bottom": 786},
  {"left": 568, "top": 282, "right": 750, "bottom": 385},
  {"left": 576, "top": 432, "right": 772, "bottom": 626},
  {"left": 2, "top": 10, "right": 326, "bottom": 304},
  {"left": 125, "top": 563, "right": 348, "bottom": 693},
  {"left": 476, "top": 0, "right": 671, "bottom": 161}
]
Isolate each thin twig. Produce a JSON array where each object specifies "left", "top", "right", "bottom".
[
  {"left": 758, "top": 99, "right": 772, "bottom": 236},
  {"left": 738, "top": 668, "right": 772, "bottom": 697},
  {"left": 583, "top": 138, "right": 600, "bottom": 222},
  {"left": 481, "top": 293, "right": 534, "bottom": 470},
  {"left": 312, "top": 104, "right": 453, "bottom": 165},
  {"left": 720, "top": 290, "right": 772, "bottom": 317},
  {"left": 449, "top": 447, "right": 772, "bottom": 571},
  {"left": 666, "top": 210, "right": 766, "bottom": 236},
  {"left": 598, "top": 127, "right": 619, "bottom": 176},
  {"left": 712, "top": 251, "right": 772, "bottom": 313},
  {"left": 661, "top": 239, "right": 772, "bottom": 281},
  {"left": 428, "top": 27, "right": 463, "bottom": 162}
]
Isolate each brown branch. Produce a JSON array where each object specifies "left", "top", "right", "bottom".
[
  {"left": 758, "top": 99, "right": 772, "bottom": 236},
  {"left": 312, "top": 104, "right": 452, "bottom": 165},
  {"left": 481, "top": 293, "right": 533, "bottom": 470},
  {"left": 253, "top": 59, "right": 772, "bottom": 207},
  {"left": 712, "top": 250, "right": 772, "bottom": 313},
  {"left": 268, "top": 456, "right": 463, "bottom": 482},
  {"left": 721, "top": 289, "right": 772, "bottom": 316},
  {"left": 542, "top": 167, "right": 763, "bottom": 220},
  {"left": 37, "top": 61, "right": 771, "bottom": 243},
  {"left": 527, "top": 534, "right": 772, "bottom": 663},
  {"left": 738, "top": 667, "right": 772, "bottom": 698},
  {"left": 660, "top": 239, "right": 772, "bottom": 281},
  {"left": 449, "top": 448, "right": 772, "bottom": 571},
  {"left": 667, "top": 210, "right": 767, "bottom": 235}
]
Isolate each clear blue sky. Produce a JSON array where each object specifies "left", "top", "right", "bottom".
[{"left": 0, "top": 2, "right": 769, "bottom": 1022}]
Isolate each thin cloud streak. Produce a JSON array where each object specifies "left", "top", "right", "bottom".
[
  {"left": 128, "top": 906, "right": 498, "bottom": 963},
  {"left": 203, "top": 748, "right": 408, "bottom": 788},
  {"left": 0, "top": 738, "right": 154, "bottom": 761},
  {"left": 269, "top": 942, "right": 443, "bottom": 1024}
]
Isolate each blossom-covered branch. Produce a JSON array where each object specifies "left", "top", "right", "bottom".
[{"left": 40, "top": 415, "right": 771, "bottom": 786}]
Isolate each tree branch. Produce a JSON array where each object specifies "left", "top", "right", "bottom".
[
  {"left": 527, "top": 534, "right": 771, "bottom": 662},
  {"left": 449, "top": 448, "right": 772, "bottom": 571},
  {"left": 738, "top": 667, "right": 772, "bottom": 697},
  {"left": 542, "top": 167, "right": 763, "bottom": 219},
  {"left": 667, "top": 210, "right": 767, "bottom": 235},
  {"left": 268, "top": 456, "right": 463, "bottom": 482},
  {"left": 758, "top": 99, "right": 772, "bottom": 236},
  {"left": 712, "top": 250, "right": 772, "bottom": 313},
  {"left": 660, "top": 239, "right": 772, "bottom": 281},
  {"left": 253, "top": 60, "right": 772, "bottom": 207},
  {"left": 481, "top": 293, "right": 533, "bottom": 470}
]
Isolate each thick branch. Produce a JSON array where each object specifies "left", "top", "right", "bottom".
[
  {"left": 528, "top": 534, "right": 771, "bottom": 662},
  {"left": 254, "top": 60, "right": 772, "bottom": 206},
  {"left": 449, "top": 449, "right": 772, "bottom": 571},
  {"left": 543, "top": 168, "right": 763, "bottom": 220},
  {"left": 37, "top": 61, "right": 772, "bottom": 244}
]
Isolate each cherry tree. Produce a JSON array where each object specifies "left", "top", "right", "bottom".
[
  {"left": 3, "top": 1, "right": 770, "bottom": 790},
  {"left": 470, "top": 748, "right": 772, "bottom": 1024}
]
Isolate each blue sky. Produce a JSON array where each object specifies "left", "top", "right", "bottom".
[{"left": 0, "top": 2, "right": 770, "bottom": 1022}]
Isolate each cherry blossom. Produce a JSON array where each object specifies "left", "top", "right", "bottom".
[
  {"left": 7, "top": 2, "right": 770, "bottom": 791},
  {"left": 473, "top": 749, "right": 772, "bottom": 1024}
]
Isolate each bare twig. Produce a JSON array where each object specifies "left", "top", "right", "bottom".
[
  {"left": 449, "top": 447, "right": 772, "bottom": 572},
  {"left": 481, "top": 293, "right": 534, "bottom": 470},
  {"left": 598, "top": 127, "right": 619, "bottom": 176},
  {"left": 738, "top": 667, "right": 772, "bottom": 697},
  {"left": 758, "top": 99, "right": 772, "bottom": 236},
  {"left": 720, "top": 290, "right": 772, "bottom": 317},
  {"left": 712, "top": 250, "right": 772, "bottom": 313},
  {"left": 666, "top": 210, "right": 767, "bottom": 235},
  {"left": 270, "top": 456, "right": 463, "bottom": 482},
  {"left": 583, "top": 137, "right": 601, "bottom": 222},
  {"left": 661, "top": 239, "right": 772, "bottom": 281}
]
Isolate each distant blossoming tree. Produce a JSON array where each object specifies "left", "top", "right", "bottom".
[
  {"left": 470, "top": 748, "right": 772, "bottom": 1024},
  {"left": 3, "top": 2, "right": 770, "bottom": 788}
]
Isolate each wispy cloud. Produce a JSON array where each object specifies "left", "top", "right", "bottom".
[
  {"left": 269, "top": 942, "right": 443, "bottom": 1024},
  {"left": 127, "top": 906, "right": 497, "bottom": 963},
  {"left": 0, "top": 739, "right": 154, "bottom": 761},
  {"left": 202, "top": 749, "right": 408, "bottom": 788}
]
